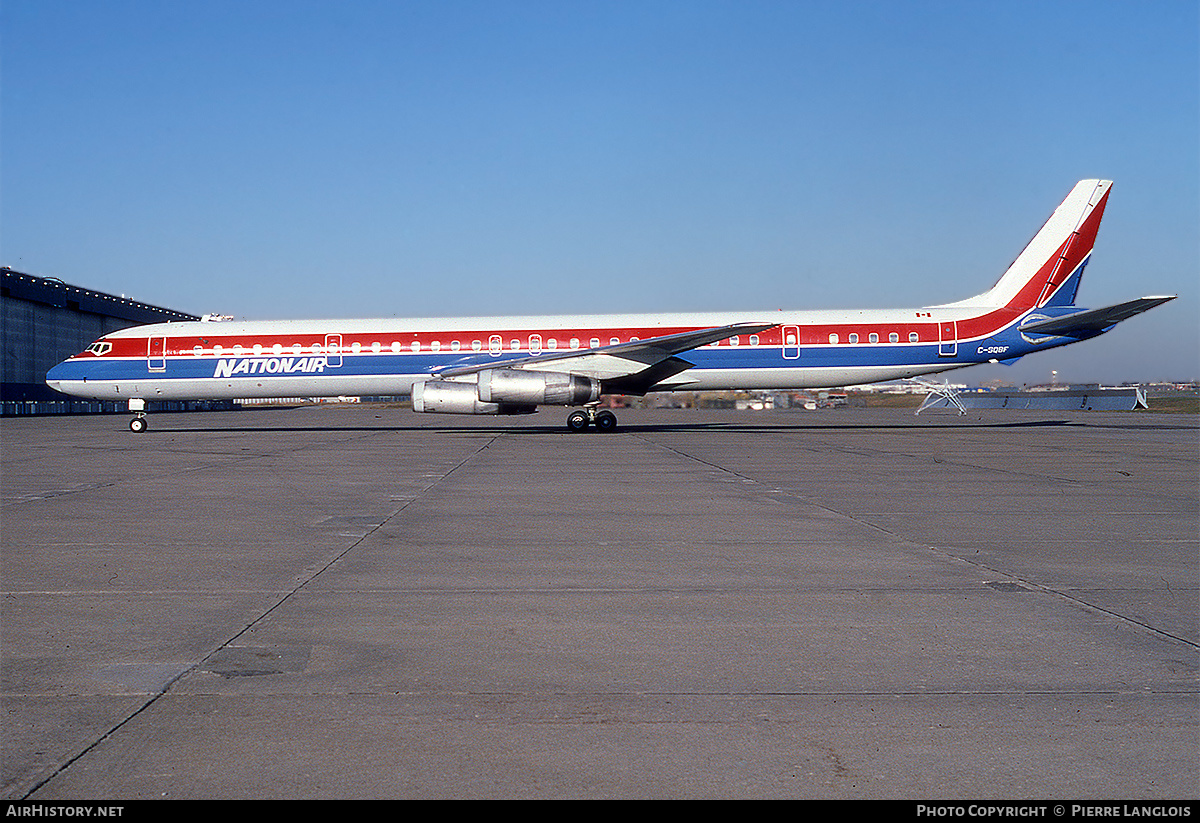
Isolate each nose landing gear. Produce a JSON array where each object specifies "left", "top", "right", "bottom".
[
  {"left": 566, "top": 407, "right": 618, "bottom": 433},
  {"left": 128, "top": 398, "right": 148, "bottom": 433}
]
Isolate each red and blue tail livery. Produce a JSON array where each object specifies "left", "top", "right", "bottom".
[{"left": 46, "top": 180, "right": 1176, "bottom": 432}]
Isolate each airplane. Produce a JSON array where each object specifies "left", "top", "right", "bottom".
[{"left": 45, "top": 179, "right": 1176, "bottom": 433}]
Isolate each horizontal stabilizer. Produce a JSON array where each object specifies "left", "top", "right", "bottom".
[{"left": 1019, "top": 295, "right": 1176, "bottom": 336}]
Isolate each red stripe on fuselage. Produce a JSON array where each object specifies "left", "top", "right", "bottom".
[{"left": 71, "top": 313, "right": 1007, "bottom": 362}]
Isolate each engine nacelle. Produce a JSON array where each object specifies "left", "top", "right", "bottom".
[
  {"left": 477, "top": 369, "right": 600, "bottom": 406},
  {"left": 411, "top": 380, "right": 534, "bottom": 415}
]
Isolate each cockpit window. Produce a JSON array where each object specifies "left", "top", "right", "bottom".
[{"left": 85, "top": 342, "right": 112, "bottom": 356}]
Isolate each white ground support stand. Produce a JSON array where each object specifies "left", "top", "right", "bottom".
[{"left": 911, "top": 379, "right": 967, "bottom": 416}]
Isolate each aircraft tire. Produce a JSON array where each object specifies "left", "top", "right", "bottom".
[
  {"left": 129, "top": 417, "right": 148, "bottom": 433},
  {"left": 593, "top": 410, "right": 617, "bottom": 432},
  {"left": 566, "top": 410, "right": 590, "bottom": 432}
]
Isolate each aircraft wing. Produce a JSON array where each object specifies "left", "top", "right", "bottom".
[
  {"left": 1019, "top": 295, "right": 1177, "bottom": 337},
  {"left": 435, "top": 322, "right": 777, "bottom": 390}
]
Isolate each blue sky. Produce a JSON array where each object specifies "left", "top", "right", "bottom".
[{"left": 3, "top": 0, "right": 1196, "bottom": 383}]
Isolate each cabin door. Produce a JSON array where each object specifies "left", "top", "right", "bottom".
[
  {"left": 148, "top": 336, "right": 167, "bottom": 372},
  {"left": 782, "top": 325, "right": 800, "bottom": 360},
  {"left": 938, "top": 321, "right": 958, "bottom": 357},
  {"left": 325, "top": 334, "right": 343, "bottom": 367}
]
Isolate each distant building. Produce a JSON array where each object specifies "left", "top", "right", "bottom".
[{"left": 2, "top": 267, "right": 198, "bottom": 413}]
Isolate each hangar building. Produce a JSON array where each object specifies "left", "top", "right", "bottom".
[{"left": 2, "top": 267, "right": 199, "bottom": 414}]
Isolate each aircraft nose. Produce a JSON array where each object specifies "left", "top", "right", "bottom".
[{"left": 45, "top": 360, "right": 71, "bottom": 390}]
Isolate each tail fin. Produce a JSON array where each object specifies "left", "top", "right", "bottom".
[{"left": 942, "top": 180, "right": 1112, "bottom": 310}]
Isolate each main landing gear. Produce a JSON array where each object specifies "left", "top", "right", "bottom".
[{"left": 566, "top": 407, "right": 618, "bottom": 433}]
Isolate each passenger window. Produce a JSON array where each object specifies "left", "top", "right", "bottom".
[
  {"left": 472, "top": 340, "right": 482, "bottom": 352},
  {"left": 889, "top": 332, "right": 899, "bottom": 343},
  {"left": 451, "top": 341, "right": 461, "bottom": 352},
  {"left": 909, "top": 332, "right": 918, "bottom": 342},
  {"left": 749, "top": 335, "right": 759, "bottom": 346},
  {"left": 590, "top": 338, "right": 600, "bottom": 348},
  {"left": 869, "top": 333, "right": 879, "bottom": 343},
  {"left": 828, "top": 333, "right": 839, "bottom": 344},
  {"left": 849, "top": 333, "right": 859, "bottom": 344},
  {"left": 411, "top": 341, "right": 420, "bottom": 352},
  {"left": 570, "top": 338, "right": 580, "bottom": 350},
  {"left": 609, "top": 337, "right": 619, "bottom": 346}
]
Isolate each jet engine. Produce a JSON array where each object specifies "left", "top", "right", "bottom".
[
  {"left": 477, "top": 369, "right": 600, "bottom": 406},
  {"left": 411, "top": 370, "right": 599, "bottom": 415},
  {"left": 410, "top": 380, "right": 529, "bottom": 415}
]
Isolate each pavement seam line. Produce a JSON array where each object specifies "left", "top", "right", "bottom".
[
  {"left": 16, "top": 432, "right": 502, "bottom": 800},
  {"left": 633, "top": 431, "right": 1200, "bottom": 652}
]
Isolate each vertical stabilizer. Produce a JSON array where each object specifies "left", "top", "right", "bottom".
[{"left": 941, "top": 180, "right": 1112, "bottom": 310}]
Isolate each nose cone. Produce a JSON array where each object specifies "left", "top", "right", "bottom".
[{"left": 45, "top": 359, "right": 76, "bottom": 394}]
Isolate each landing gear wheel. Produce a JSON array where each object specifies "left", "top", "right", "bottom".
[
  {"left": 566, "top": 410, "right": 590, "bottom": 432},
  {"left": 129, "top": 416, "right": 148, "bottom": 433},
  {"left": 593, "top": 409, "right": 618, "bottom": 432}
]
